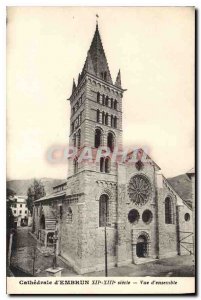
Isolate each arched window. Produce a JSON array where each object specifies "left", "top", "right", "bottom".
[
  {"left": 95, "top": 128, "right": 102, "bottom": 148},
  {"left": 114, "top": 100, "right": 117, "bottom": 110},
  {"left": 105, "top": 157, "right": 111, "bottom": 173},
  {"left": 71, "top": 122, "right": 74, "bottom": 133},
  {"left": 105, "top": 113, "right": 108, "bottom": 125},
  {"left": 105, "top": 96, "right": 109, "bottom": 107},
  {"left": 100, "top": 157, "right": 104, "bottom": 172},
  {"left": 102, "top": 95, "right": 105, "bottom": 106},
  {"left": 165, "top": 197, "right": 174, "bottom": 224},
  {"left": 102, "top": 111, "right": 105, "bottom": 124},
  {"left": 99, "top": 194, "right": 109, "bottom": 227},
  {"left": 77, "top": 129, "right": 81, "bottom": 149},
  {"left": 73, "top": 133, "right": 76, "bottom": 147},
  {"left": 114, "top": 116, "right": 117, "bottom": 128},
  {"left": 111, "top": 115, "right": 114, "bottom": 127},
  {"left": 66, "top": 207, "right": 73, "bottom": 223},
  {"left": 97, "top": 92, "right": 100, "bottom": 103},
  {"left": 73, "top": 157, "right": 78, "bottom": 174},
  {"left": 107, "top": 132, "right": 115, "bottom": 152},
  {"left": 110, "top": 98, "right": 113, "bottom": 109},
  {"left": 100, "top": 157, "right": 111, "bottom": 173},
  {"left": 97, "top": 109, "right": 100, "bottom": 122}
]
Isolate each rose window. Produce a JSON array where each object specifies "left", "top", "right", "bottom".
[{"left": 128, "top": 175, "right": 151, "bottom": 206}]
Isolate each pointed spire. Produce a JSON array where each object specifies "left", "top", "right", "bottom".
[
  {"left": 72, "top": 78, "right": 76, "bottom": 94},
  {"left": 115, "top": 69, "right": 122, "bottom": 88},
  {"left": 80, "top": 24, "right": 113, "bottom": 84},
  {"left": 82, "top": 51, "right": 95, "bottom": 75},
  {"left": 78, "top": 73, "right": 81, "bottom": 84}
]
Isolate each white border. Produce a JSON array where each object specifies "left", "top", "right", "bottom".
[{"left": 0, "top": 1, "right": 199, "bottom": 299}]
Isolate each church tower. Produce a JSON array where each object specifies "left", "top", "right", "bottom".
[
  {"left": 59, "top": 24, "right": 125, "bottom": 274},
  {"left": 68, "top": 23, "right": 124, "bottom": 176}
]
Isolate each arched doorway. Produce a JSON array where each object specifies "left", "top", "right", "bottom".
[
  {"left": 40, "top": 214, "right": 45, "bottom": 229},
  {"left": 136, "top": 235, "right": 148, "bottom": 258}
]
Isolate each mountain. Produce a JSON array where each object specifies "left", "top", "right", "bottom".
[
  {"left": 7, "top": 174, "right": 192, "bottom": 203},
  {"left": 6, "top": 178, "right": 65, "bottom": 197},
  {"left": 167, "top": 174, "right": 192, "bottom": 202}
]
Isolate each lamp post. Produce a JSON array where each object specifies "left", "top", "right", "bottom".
[{"left": 105, "top": 226, "right": 108, "bottom": 277}]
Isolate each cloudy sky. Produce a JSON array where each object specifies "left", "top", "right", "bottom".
[{"left": 7, "top": 6, "right": 194, "bottom": 180}]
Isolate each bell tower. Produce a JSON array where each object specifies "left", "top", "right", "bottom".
[
  {"left": 68, "top": 23, "right": 124, "bottom": 176},
  {"left": 61, "top": 23, "right": 125, "bottom": 274}
]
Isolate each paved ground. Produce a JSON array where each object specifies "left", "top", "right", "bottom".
[
  {"left": 10, "top": 227, "right": 195, "bottom": 277},
  {"left": 11, "top": 227, "right": 75, "bottom": 276},
  {"left": 85, "top": 255, "right": 195, "bottom": 277}
]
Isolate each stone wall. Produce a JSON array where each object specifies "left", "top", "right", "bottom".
[
  {"left": 177, "top": 204, "right": 193, "bottom": 255},
  {"left": 58, "top": 169, "right": 118, "bottom": 274},
  {"left": 117, "top": 153, "right": 158, "bottom": 265}
]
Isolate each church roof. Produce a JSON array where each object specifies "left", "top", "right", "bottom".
[
  {"left": 34, "top": 190, "right": 66, "bottom": 202},
  {"left": 80, "top": 24, "right": 113, "bottom": 84}
]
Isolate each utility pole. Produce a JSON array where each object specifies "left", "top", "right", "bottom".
[{"left": 105, "top": 226, "right": 108, "bottom": 277}]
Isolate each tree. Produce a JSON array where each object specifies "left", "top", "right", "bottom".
[
  {"left": 6, "top": 200, "right": 15, "bottom": 231},
  {"left": 6, "top": 188, "right": 16, "bottom": 230},
  {"left": 6, "top": 188, "right": 16, "bottom": 257},
  {"left": 6, "top": 188, "right": 16, "bottom": 199},
  {"left": 27, "top": 179, "right": 46, "bottom": 216}
]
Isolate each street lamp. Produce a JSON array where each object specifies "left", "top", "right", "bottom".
[{"left": 105, "top": 225, "right": 108, "bottom": 277}]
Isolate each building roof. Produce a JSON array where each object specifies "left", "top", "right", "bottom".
[
  {"left": 52, "top": 180, "right": 67, "bottom": 189},
  {"left": 34, "top": 190, "right": 66, "bottom": 203},
  {"left": 186, "top": 167, "right": 195, "bottom": 179}
]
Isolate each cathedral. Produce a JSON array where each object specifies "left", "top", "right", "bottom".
[{"left": 33, "top": 24, "right": 193, "bottom": 274}]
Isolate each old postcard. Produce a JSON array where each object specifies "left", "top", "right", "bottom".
[{"left": 6, "top": 6, "right": 195, "bottom": 294}]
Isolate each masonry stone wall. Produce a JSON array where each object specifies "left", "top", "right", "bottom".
[
  {"left": 125, "top": 156, "right": 157, "bottom": 263},
  {"left": 85, "top": 76, "right": 123, "bottom": 148},
  {"left": 177, "top": 204, "right": 193, "bottom": 255},
  {"left": 157, "top": 183, "right": 178, "bottom": 258},
  {"left": 57, "top": 169, "right": 118, "bottom": 274}
]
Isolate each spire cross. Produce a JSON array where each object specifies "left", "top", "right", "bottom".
[{"left": 96, "top": 14, "right": 99, "bottom": 26}]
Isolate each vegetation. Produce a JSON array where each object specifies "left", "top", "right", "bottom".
[
  {"left": 6, "top": 187, "right": 16, "bottom": 230},
  {"left": 27, "top": 179, "right": 46, "bottom": 216}
]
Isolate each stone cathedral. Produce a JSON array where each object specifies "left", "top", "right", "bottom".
[{"left": 33, "top": 24, "right": 193, "bottom": 274}]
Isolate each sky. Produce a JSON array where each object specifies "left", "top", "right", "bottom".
[{"left": 6, "top": 6, "right": 194, "bottom": 180}]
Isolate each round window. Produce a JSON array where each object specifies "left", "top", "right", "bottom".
[
  {"left": 128, "top": 209, "right": 140, "bottom": 224},
  {"left": 142, "top": 210, "right": 153, "bottom": 224},
  {"left": 184, "top": 213, "right": 190, "bottom": 222},
  {"left": 128, "top": 175, "right": 151, "bottom": 206}
]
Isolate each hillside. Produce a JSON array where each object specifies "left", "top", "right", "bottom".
[
  {"left": 7, "top": 178, "right": 65, "bottom": 197},
  {"left": 7, "top": 174, "right": 192, "bottom": 203}
]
